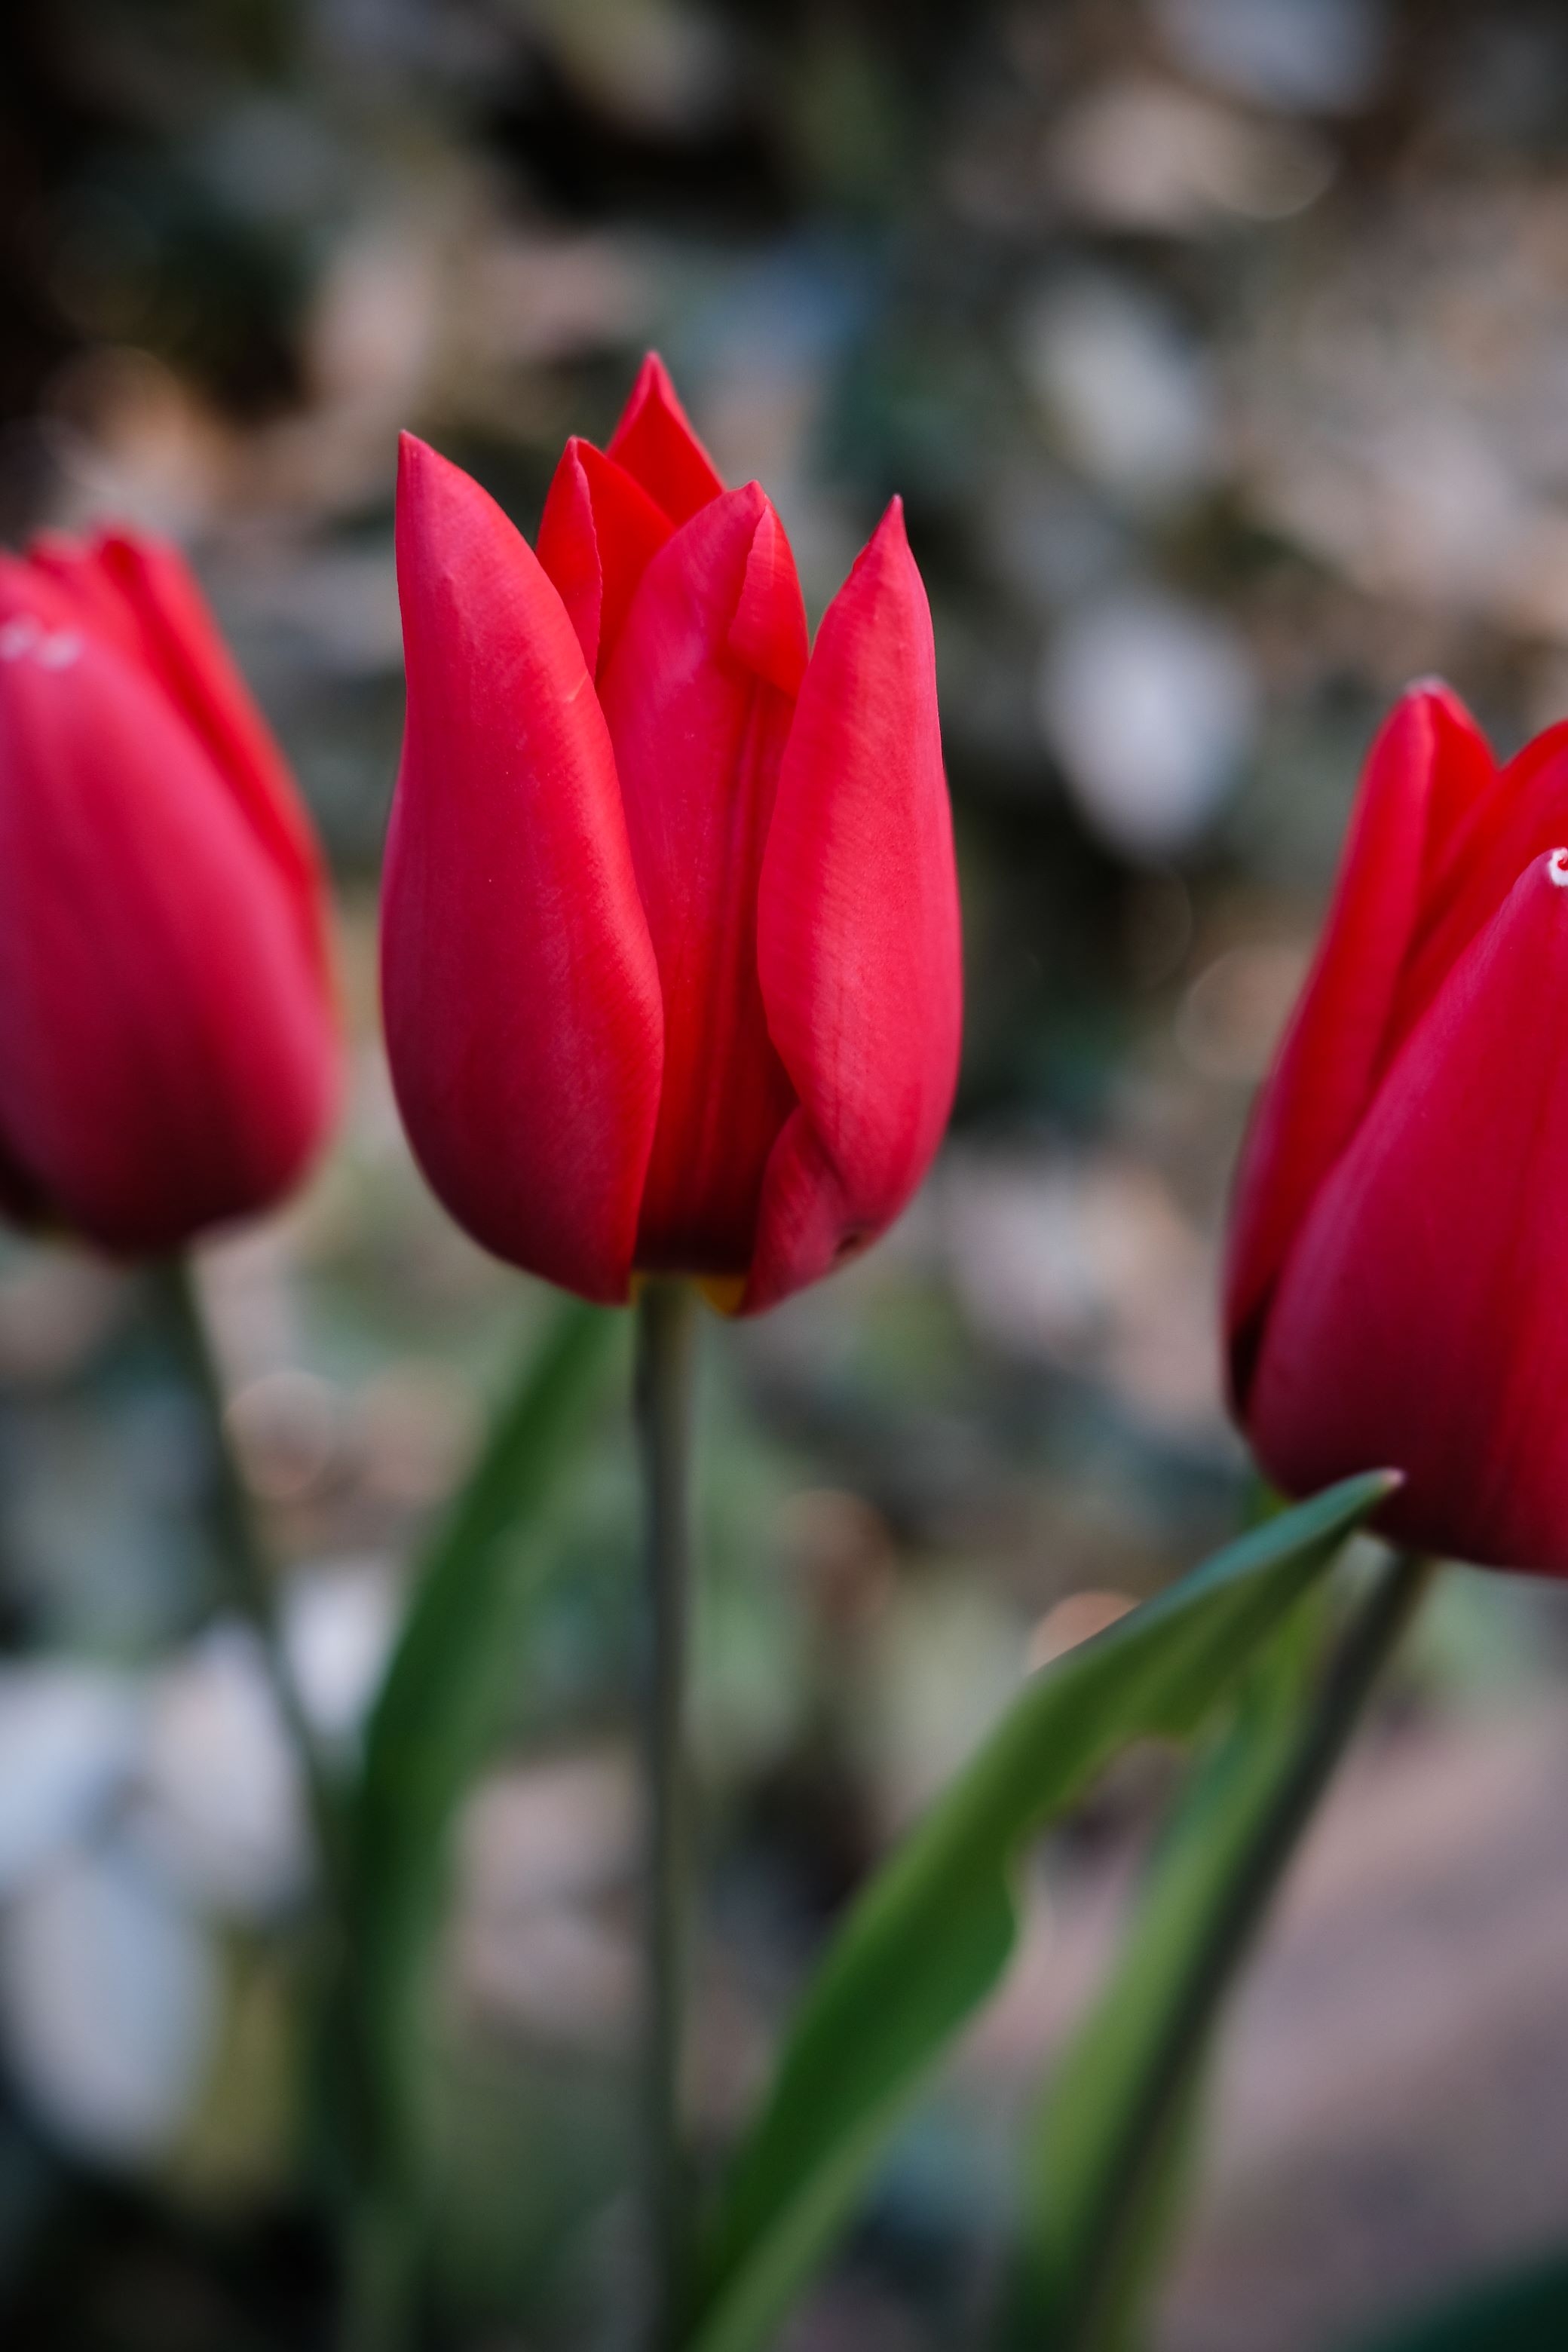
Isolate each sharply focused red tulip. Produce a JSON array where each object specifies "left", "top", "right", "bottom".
[
  {"left": 1227, "top": 681, "right": 1568, "bottom": 1571},
  {"left": 0, "top": 527, "right": 338, "bottom": 1253},
  {"left": 384, "top": 354, "right": 962, "bottom": 1311}
]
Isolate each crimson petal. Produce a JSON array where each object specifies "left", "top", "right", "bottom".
[
  {"left": 599, "top": 482, "right": 806, "bottom": 1278},
  {"left": 607, "top": 353, "right": 724, "bottom": 525},
  {"left": 384, "top": 435, "right": 663, "bottom": 1303},
  {"left": 746, "top": 499, "right": 961, "bottom": 1312},
  {"left": 34, "top": 529, "right": 331, "bottom": 982},
  {"left": 1224, "top": 683, "right": 1493, "bottom": 1409},
  {"left": 0, "top": 568, "right": 335, "bottom": 1250},
  {"left": 536, "top": 435, "right": 674, "bottom": 678},
  {"left": 1387, "top": 714, "right": 1568, "bottom": 1046},
  {"left": 1247, "top": 848, "right": 1568, "bottom": 1573}
]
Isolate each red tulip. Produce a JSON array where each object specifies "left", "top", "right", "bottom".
[
  {"left": 1227, "top": 680, "right": 1568, "bottom": 1571},
  {"left": 384, "top": 354, "right": 962, "bottom": 1311},
  {"left": 0, "top": 527, "right": 338, "bottom": 1253}
]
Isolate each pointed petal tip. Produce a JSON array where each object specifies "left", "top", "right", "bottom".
[
  {"left": 617, "top": 350, "right": 683, "bottom": 432},
  {"left": 396, "top": 429, "right": 443, "bottom": 498},
  {"left": 397, "top": 428, "right": 473, "bottom": 497},
  {"left": 730, "top": 490, "right": 807, "bottom": 694},
  {"left": 394, "top": 434, "right": 515, "bottom": 558},
  {"left": 1367, "top": 675, "right": 1493, "bottom": 784},
  {"left": 850, "top": 495, "right": 916, "bottom": 581},
  {"left": 1398, "top": 674, "right": 1478, "bottom": 727},
  {"left": 828, "top": 493, "right": 927, "bottom": 625},
  {"left": 866, "top": 494, "right": 908, "bottom": 550},
  {"left": 607, "top": 352, "right": 724, "bottom": 522}
]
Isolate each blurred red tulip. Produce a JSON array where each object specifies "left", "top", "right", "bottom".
[
  {"left": 1227, "top": 681, "right": 1568, "bottom": 1570},
  {"left": 0, "top": 528, "right": 338, "bottom": 1253},
  {"left": 384, "top": 355, "right": 962, "bottom": 1311}
]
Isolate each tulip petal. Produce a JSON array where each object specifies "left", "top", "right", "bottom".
[
  {"left": 384, "top": 435, "right": 663, "bottom": 1304},
  {"left": 606, "top": 353, "right": 724, "bottom": 525},
  {"left": 746, "top": 499, "right": 962, "bottom": 1312},
  {"left": 599, "top": 484, "right": 806, "bottom": 1276},
  {"left": 1224, "top": 682, "right": 1493, "bottom": 1407},
  {"left": 21, "top": 536, "right": 142, "bottom": 657},
  {"left": 29, "top": 531, "right": 331, "bottom": 982},
  {"left": 1247, "top": 848, "right": 1568, "bottom": 1573},
  {"left": 0, "top": 576, "right": 336, "bottom": 1251},
  {"left": 1388, "top": 714, "right": 1568, "bottom": 1043},
  {"left": 535, "top": 436, "right": 675, "bottom": 678}
]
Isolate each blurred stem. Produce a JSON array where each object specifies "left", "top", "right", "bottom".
[
  {"left": 152, "top": 1257, "right": 345, "bottom": 1906},
  {"left": 158, "top": 1263, "right": 386, "bottom": 2341},
  {"left": 341, "top": 2200, "right": 415, "bottom": 2352},
  {"left": 1055, "top": 1545, "right": 1437, "bottom": 2352},
  {"left": 635, "top": 1279, "right": 700, "bottom": 2349}
]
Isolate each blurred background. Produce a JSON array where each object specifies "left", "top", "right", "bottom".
[{"left": 5, "top": 2, "right": 1568, "bottom": 2346}]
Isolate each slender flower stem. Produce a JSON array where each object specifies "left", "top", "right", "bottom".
[
  {"left": 634, "top": 1279, "right": 700, "bottom": 2349},
  {"left": 1055, "top": 1545, "right": 1437, "bottom": 2352},
  {"left": 341, "top": 2203, "right": 415, "bottom": 2352},
  {"left": 152, "top": 1257, "right": 345, "bottom": 1905},
  {"left": 157, "top": 1263, "right": 389, "bottom": 2343}
]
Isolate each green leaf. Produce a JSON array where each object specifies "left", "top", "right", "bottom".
[
  {"left": 347, "top": 1299, "right": 622, "bottom": 2183},
  {"left": 1350, "top": 2256, "right": 1568, "bottom": 2350},
  {"left": 1018, "top": 1541, "right": 1432, "bottom": 2352},
  {"left": 1016, "top": 1594, "right": 1331, "bottom": 2352},
  {"left": 682, "top": 1472, "right": 1398, "bottom": 2352}
]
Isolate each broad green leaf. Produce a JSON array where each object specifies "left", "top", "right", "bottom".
[
  {"left": 1351, "top": 2256, "right": 1568, "bottom": 2350},
  {"left": 1016, "top": 1594, "right": 1331, "bottom": 2352},
  {"left": 683, "top": 1472, "right": 1398, "bottom": 2352},
  {"left": 347, "top": 1299, "right": 621, "bottom": 2180}
]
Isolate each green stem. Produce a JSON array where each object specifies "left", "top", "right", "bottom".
[
  {"left": 152, "top": 1257, "right": 345, "bottom": 1908},
  {"left": 634, "top": 1279, "right": 700, "bottom": 2350},
  {"left": 1055, "top": 1545, "right": 1437, "bottom": 2352},
  {"left": 341, "top": 2199, "right": 416, "bottom": 2352},
  {"left": 156, "top": 1262, "right": 387, "bottom": 2345}
]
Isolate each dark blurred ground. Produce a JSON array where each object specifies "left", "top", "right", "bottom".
[{"left": 5, "top": 2, "right": 1568, "bottom": 2347}]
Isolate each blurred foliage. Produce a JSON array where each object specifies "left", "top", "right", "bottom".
[
  {"left": 5, "top": 0, "right": 1568, "bottom": 2347},
  {"left": 688, "top": 1477, "right": 1392, "bottom": 2352}
]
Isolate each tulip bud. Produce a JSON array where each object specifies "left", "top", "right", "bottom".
[
  {"left": 383, "top": 354, "right": 963, "bottom": 1312},
  {"left": 1227, "top": 681, "right": 1568, "bottom": 1570},
  {"left": 0, "top": 528, "right": 339, "bottom": 1253}
]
